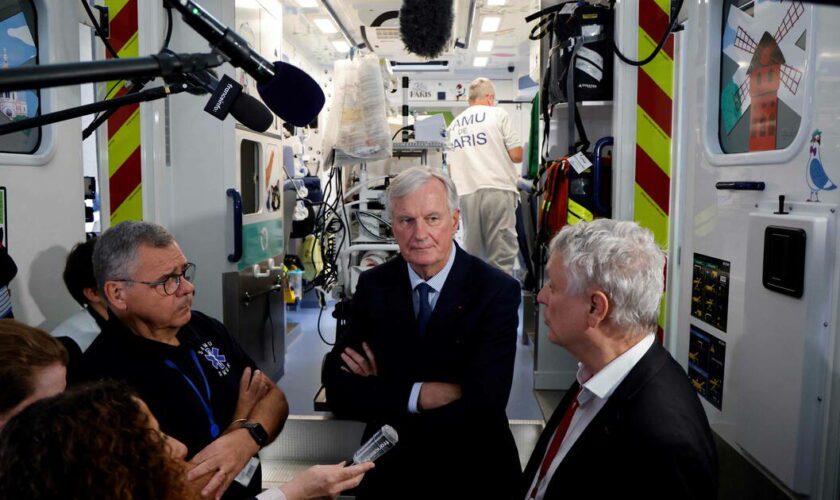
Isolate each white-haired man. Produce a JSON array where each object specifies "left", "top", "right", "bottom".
[
  {"left": 323, "top": 167, "right": 522, "bottom": 499},
  {"left": 447, "top": 77, "right": 523, "bottom": 276},
  {"left": 522, "top": 219, "right": 717, "bottom": 499}
]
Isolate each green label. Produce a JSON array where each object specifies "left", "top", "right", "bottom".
[{"left": 239, "top": 218, "right": 284, "bottom": 271}]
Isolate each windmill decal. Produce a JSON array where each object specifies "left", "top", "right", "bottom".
[
  {"left": 806, "top": 130, "right": 836, "bottom": 202},
  {"left": 731, "top": 1, "right": 804, "bottom": 152}
]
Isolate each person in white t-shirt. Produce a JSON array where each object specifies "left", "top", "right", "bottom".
[{"left": 446, "top": 77, "right": 523, "bottom": 275}]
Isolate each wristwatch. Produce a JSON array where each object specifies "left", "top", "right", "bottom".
[{"left": 240, "top": 421, "right": 269, "bottom": 447}]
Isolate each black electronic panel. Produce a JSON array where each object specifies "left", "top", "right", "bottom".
[
  {"left": 688, "top": 325, "right": 726, "bottom": 410},
  {"left": 762, "top": 226, "right": 806, "bottom": 298},
  {"left": 84, "top": 176, "right": 96, "bottom": 200},
  {"left": 691, "top": 254, "right": 731, "bottom": 332}
]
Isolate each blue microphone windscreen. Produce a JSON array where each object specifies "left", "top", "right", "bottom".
[{"left": 257, "top": 61, "right": 325, "bottom": 127}]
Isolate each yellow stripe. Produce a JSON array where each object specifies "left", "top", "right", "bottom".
[
  {"left": 567, "top": 199, "right": 594, "bottom": 224},
  {"left": 638, "top": 32, "right": 673, "bottom": 99},
  {"left": 634, "top": 184, "right": 669, "bottom": 250},
  {"left": 104, "top": 80, "right": 126, "bottom": 100},
  {"left": 658, "top": 298, "right": 667, "bottom": 328},
  {"left": 107, "top": 108, "right": 141, "bottom": 175},
  {"left": 111, "top": 186, "right": 143, "bottom": 224},
  {"left": 636, "top": 106, "right": 671, "bottom": 176},
  {"left": 104, "top": 0, "right": 142, "bottom": 224},
  {"left": 638, "top": 4, "right": 672, "bottom": 337},
  {"left": 105, "top": 0, "right": 131, "bottom": 20},
  {"left": 117, "top": 32, "right": 139, "bottom": 58},
  {"left": 653, "top": 0, "right": 670, "bottom": 15}
]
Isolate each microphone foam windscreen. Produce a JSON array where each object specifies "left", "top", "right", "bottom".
[
  {"left": 399, "top": 0, "right": 453, "bottom": 59},
  {"left": 230, "top": 92, "right": 273, "bottom": 132},
  {"left": 257, "top": 61, "right": 325, "bottom": 127}
]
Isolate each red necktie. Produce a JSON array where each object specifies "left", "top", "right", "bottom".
[{"left": 529, "top": 387, "right": 582, "bottom": 499}]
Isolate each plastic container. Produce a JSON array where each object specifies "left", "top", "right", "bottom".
[{"left": 287, "top": 269, "right": 304, "bottom": 303}]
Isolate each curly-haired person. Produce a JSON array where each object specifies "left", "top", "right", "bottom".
[
  {"left": 0, "top": 380, "right": 195, "bottom": 500},
  {"left": 0, "top": 380, "right": 373, "bottom": 500}
]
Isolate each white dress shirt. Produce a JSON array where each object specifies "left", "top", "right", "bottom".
[
  {"left": 405, "top": 244, "right": 457, "bottom": 413},
  {"left": 527, "top": 334, "right": 656, "bottom": 500}
]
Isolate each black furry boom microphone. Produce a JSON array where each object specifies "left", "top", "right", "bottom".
[{"left": 399, "top": 0, "right": 454, "bottom": 59}]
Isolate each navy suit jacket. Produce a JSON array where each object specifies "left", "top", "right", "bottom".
[
  {"left": 323, "top": 245, "right": 522, "bottom": 499},
  {"left": 520, "top": 341, "right": 718, "bottom": 499}
]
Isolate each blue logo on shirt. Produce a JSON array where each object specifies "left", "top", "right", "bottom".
[{"left": 204, "top": 347, "right": 227, "bottom": 370}]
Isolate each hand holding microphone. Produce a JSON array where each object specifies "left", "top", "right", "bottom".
[{"left": 347, "top": 424, "right": 399, "bottom": 466}]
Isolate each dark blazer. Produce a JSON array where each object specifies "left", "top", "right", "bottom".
[
  {"left": 323, "top": 245, "right": 522, "bottom": 499},
  {"left": 521, "top": 341, "right": 718, "bottom": 500}
]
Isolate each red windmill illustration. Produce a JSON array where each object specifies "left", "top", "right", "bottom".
[{"left": 732, "top": 0, "right": 804, "bottom": 152}]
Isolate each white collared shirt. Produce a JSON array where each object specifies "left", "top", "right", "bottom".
[
  {"left": 527, "top": 334, "right": 656, "bottom": 500},
  {"left": 406, "top": 244, "right": 457, "bottom": 413}
]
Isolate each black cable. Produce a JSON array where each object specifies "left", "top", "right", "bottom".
[
  {"left": 80, "top": 0, "right": 119, "bottom": 58},
  {"left": 609, "top": 0, "right": 683, "bottom": 67},
  {"left": 81, "top": 0, "right": 177, "bottom": 139},
  {"left": 358, "top": 210, "right": 392, "bottom": 228},
  {"left": 0, "top": 83, "right": 184, "bottom": 136},
  {"left": 82, "top": 80, "right": 151, "bottom": 140},
  {"left": 356, "top": 215, "right": 389, "bottom": 240},
  {"left": 391, "top": 125, "right": 413, "bottom": 141},
  {"left": 303, "top": 168, "right": 347, "bottom": 294},
  {"left": 163, "top": 6, "right": 174, "bottom": 50},
  {"left": 316, "top": 300, "right": 334, "bottom": 346}
]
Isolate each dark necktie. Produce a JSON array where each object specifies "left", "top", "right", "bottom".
[{"left": 416, "top": 283, "right": 433, "bottom": 335}]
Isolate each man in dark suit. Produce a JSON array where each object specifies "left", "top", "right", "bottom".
[
  {"left": 323, "top": 167, "right": 522, "bottom": 499},
  {"left": 522, "top": 219, "right": 717, "bottom": 499}
]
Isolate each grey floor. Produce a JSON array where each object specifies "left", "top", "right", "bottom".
[{"left": 279, "top": 300, "right": 544, "bottom": 421}]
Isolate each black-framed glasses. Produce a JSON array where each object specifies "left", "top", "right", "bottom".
[{"left": 114, "top": 262, "right": 196, "bottom": 296}]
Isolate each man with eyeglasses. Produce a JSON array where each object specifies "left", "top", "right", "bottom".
[
  {"left": 446, "top": 77, "right": 523, "bottom": 277},
  {"left": 80, "top": 221, "right": 289, "bottom": 500}
]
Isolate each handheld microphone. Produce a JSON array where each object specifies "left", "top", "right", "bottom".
[
  {"left": 345, "top": 425, "right": 399, "bottom": 466},
  {"left": 188, "top": 71, "right": 273, "bottom": 132},
  {"left": 166, "top": 0, "right": 325, "bottom": 127}
]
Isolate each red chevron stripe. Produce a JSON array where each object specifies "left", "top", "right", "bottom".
[
  {"left": 664, "top": 34, "right": 674, "bottom": 60},
  {"left": 107, "top": 0, "right": 138, "bottom": 58},
  {"left": 639, "top": 0, "right": 674, "bottom": 60},
  {"left": 635, "top": 144, "right": 670, "bottom": 214},
  {"left": 110, "top": 147, "right": 141, "bottom": 211},
  {"left": 107, "top": 102, "right": 138, "bottom": 140},
  {"left": 637, "top": 69, "right": 672, "bottom": 135}
]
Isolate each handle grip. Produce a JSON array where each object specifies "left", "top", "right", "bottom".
[
  {"left": 227, "top": 188, "right": 243, "bottom": 263},
  {"left": 593, "top": 136, "right": 613, "bottom": 218}
]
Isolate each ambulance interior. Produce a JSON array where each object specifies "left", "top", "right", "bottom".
[{"left": 2, "top": 0, "right": 840, "bottom": 497}]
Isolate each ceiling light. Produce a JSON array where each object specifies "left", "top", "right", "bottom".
[
  {"left": 487, "top": 0, "right": 506, "bottom": 5},
  {"left": 481, "top": 16, "right": 501, "bottom": 33},
  {"left": 294, "top": 0, "right": 318, "bottom": 7},
  {"left": 473, "top": 56, "right": 489, "bottom": 67},
  {"left": 332, "top": 40, "right": 350, "bottom": 52},
  {"left": 476, "top": 39, "right": 494, "bottom": 52},
  {"left": 313, "top": 18, "right": 338, "bottom": 34}
]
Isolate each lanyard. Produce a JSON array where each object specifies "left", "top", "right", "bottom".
[{"left": 165, "top": 350, "right": 221, "bottom": 439}]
